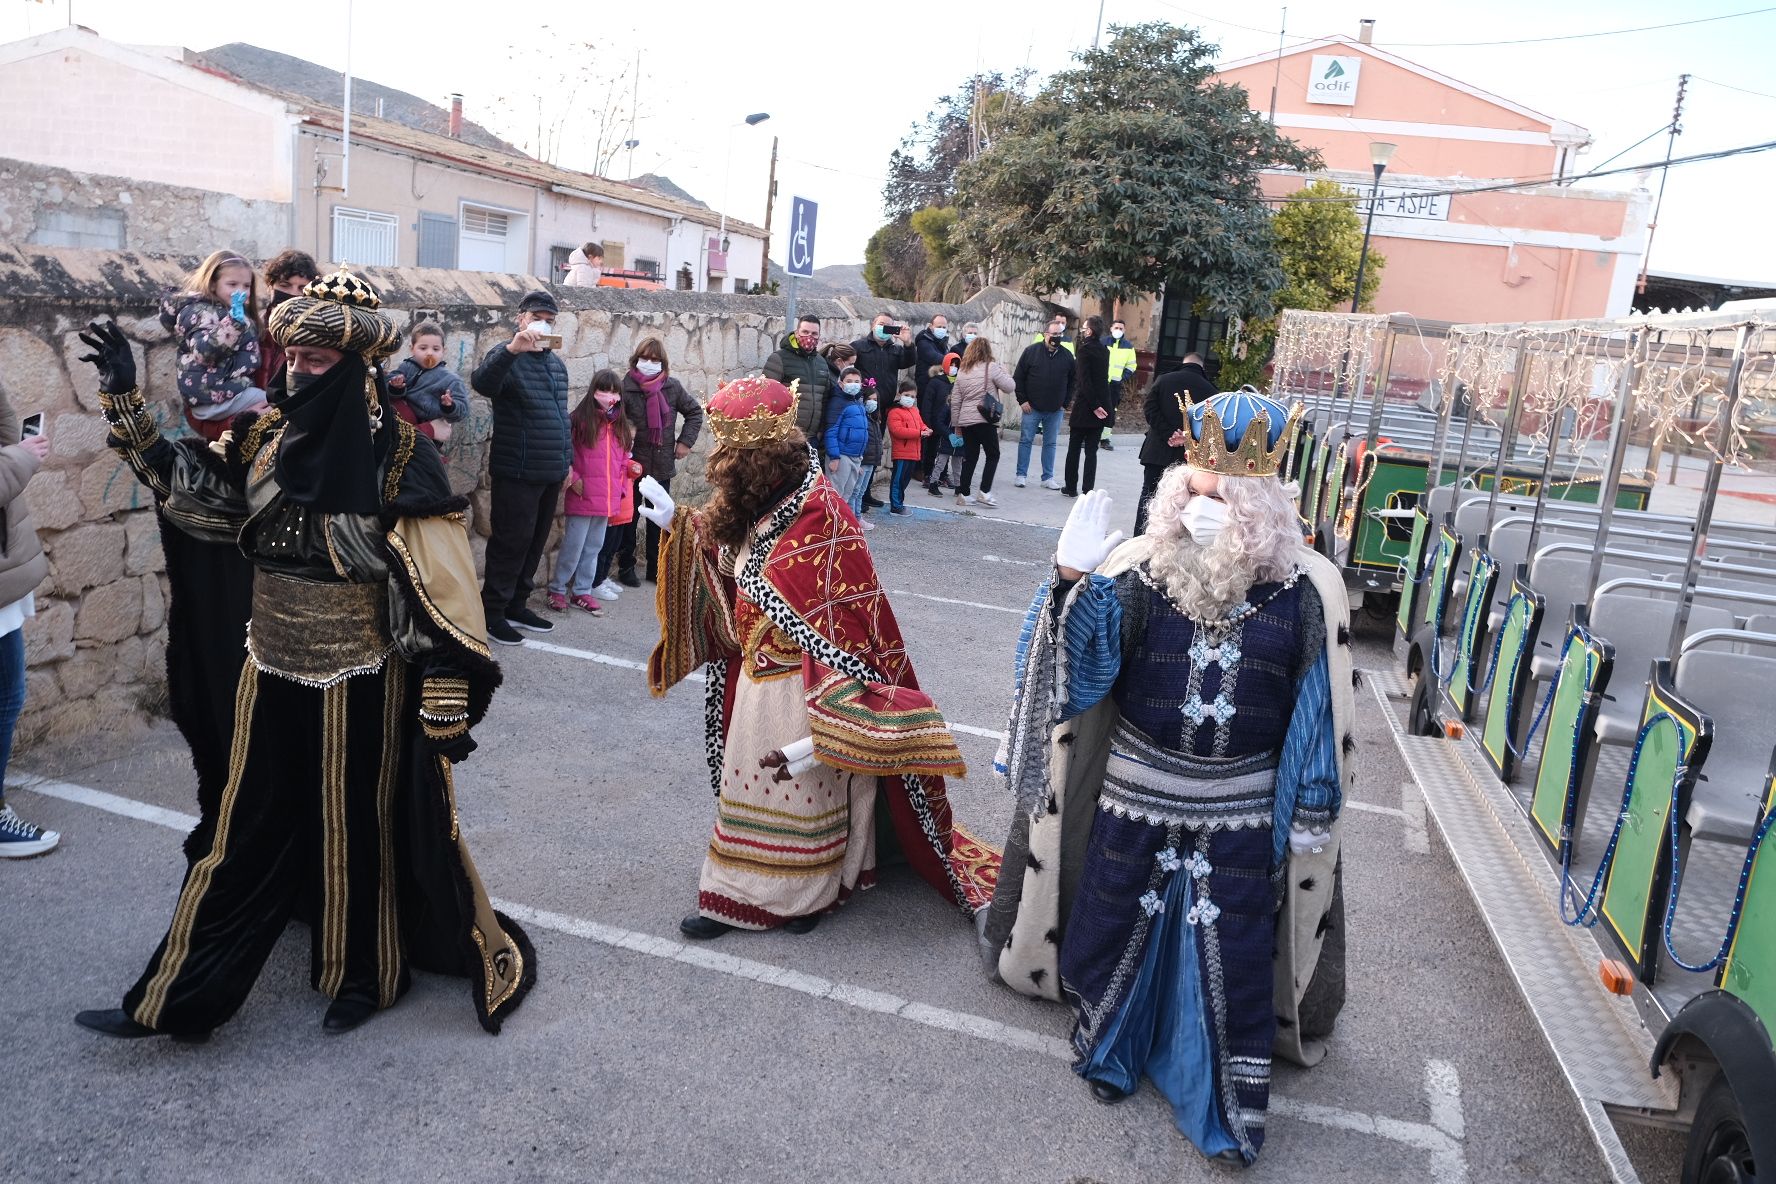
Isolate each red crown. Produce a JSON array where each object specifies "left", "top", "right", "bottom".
[{"left": 707, "top": 375, "right": 800, "bottom": 448}]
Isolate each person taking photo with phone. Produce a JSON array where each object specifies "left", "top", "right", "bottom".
[{"left": 0, "top": 397, "right": 54, "bottom": 857}]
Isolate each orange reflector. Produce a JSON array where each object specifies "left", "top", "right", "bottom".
[
  {"left": 1443, "top": 720, "right": 1465, "bottom": 740},
  {"left": 1599, "top": 959, "right": 1634, "bottom": 996}
]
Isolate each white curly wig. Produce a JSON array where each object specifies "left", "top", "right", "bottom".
[{"left": 1144, "top": 465, "right": 1306, "bottom": 618}]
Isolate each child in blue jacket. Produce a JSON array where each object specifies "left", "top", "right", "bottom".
[{"left": 824, "top": 365, "right": 870, "bottom": 512}]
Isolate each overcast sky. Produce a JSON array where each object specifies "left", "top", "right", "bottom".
[{"left": 10, "top": 0, "right": 1775, "bottom": 283}]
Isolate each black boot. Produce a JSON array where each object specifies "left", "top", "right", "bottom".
[
  {"left": 680, "top": 914, "right": 736, "bottom": 940},
  {"left": 783, "top": 913, "right": 822, "bottom": 934},
  {"left": 1089, "top": 1079, "right": 1129, "bottom": 1105},
  {"left": 321, "top": 995, "right": 378, "bottom": 1035},
  {"left": 75, "top": 1008, "right": 209, "bottom": 1044},
  {"left": 617, "top": 568, "right": 642, "bottom": 589}
]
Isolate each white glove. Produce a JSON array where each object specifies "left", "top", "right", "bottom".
[
  {"left": 1055, "top": 489, "right": 1124, "bottom": 575},
  {"left": 637, "top": 475, "right": 675, "bottom": 532},
  {"left": 760, "top": 736, "right": 819, "bottom": 781}
]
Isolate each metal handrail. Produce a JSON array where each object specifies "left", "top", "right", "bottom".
[{"left": 1679, "top": 628, "right": 1776, "bottom": 656}]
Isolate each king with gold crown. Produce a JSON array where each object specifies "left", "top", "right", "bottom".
[
  {"left": 981, "top": 386, "right": 1356, "bottom": 1168},
  {"left": 641, "top": 375, "right": 998, "bottom": 941}
]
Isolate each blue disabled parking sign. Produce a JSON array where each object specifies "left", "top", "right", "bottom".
[{"left": 787, "top": 197, "right": 818, "bottom": 278}]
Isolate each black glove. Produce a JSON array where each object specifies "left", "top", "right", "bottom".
[{"left": 76, "top": 320, "right": 137, "bottom": 395}]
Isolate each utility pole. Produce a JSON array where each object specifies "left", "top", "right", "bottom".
[
  {"left": 1269, "top": 7, "right": 1287, "bottom": 124},
  {"left": 1637, "top": 73, "right": 1688, "bottom": 297},
  {"left": 760, "top": 135, "right": 778, "bottom": 292},
  {"left": 1093, "top": 0, "right": 1105, "bottom": 48}
]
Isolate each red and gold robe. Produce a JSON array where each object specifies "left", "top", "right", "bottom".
[{"left": 649, "top": 453, "right": 996, "bottom": 926}]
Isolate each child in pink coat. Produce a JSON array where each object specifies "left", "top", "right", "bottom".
[{"left": 549, "top": 370, "right": 633, "bottom": 615}]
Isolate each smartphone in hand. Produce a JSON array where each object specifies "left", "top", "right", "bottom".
[{"left": 21, "top": 412, "right": 44, "bottom": 438}]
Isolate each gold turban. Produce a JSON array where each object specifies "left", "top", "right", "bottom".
[{"left": 268, "top": 267, "right": 402, "bottom": 362}]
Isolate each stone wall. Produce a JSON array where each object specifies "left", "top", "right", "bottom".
[
  {"left": 0, "top": 243, "right": 1049, "bottom": 744},
  {"left": 0, "top": 156, "right": 291, "bottom": 260}
]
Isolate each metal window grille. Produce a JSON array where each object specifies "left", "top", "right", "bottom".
[
  {"left": 634, "top": 257, "right": 660, "bottom": 282},
  {"left": 331, "top": 206, "right": 397, "bottom": 266}
]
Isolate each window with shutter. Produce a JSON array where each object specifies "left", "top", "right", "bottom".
[
  {"left": 601, "top": 240, "right": 625, "bottom": 270},
  {"left": 462, "top": 207, "right": 510, "bottom": 237}
]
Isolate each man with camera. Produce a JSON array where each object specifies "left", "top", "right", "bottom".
[
  {"left": 851, "top": 313, "right": 914, "bottom": 409},
  {"left": 472, "top": 290, "right": 570, "bottom": 645}
]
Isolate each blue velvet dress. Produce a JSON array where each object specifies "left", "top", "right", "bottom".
[{"left": 1050, "top": 566, "right": 1339, "bottom": 1164}]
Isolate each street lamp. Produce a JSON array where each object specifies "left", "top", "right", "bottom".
[
  {"left": 623, "top": 138, "right": 640, "bottom": 177},
  {"left": 1350, "top": 141, "right": 1396, "bottom": 313},
  {"left": 715, "top": 113, "right": 771, "bottom": 289}
]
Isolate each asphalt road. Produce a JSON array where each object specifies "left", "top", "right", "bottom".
[{"left": 1, "top": 432, "right": 1686, "bottom": 1183}]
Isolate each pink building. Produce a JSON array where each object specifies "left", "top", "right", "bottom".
[{"left": 1155, "top": 27, "right": 1651, "bottom": 373}]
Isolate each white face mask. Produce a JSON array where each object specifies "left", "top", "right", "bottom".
[
  {"left": 864, "top": 399, "right": 878, "bottom": 414},
  {"left": 1181, "top": 496, "right": 1230, "bottom": 546},
  {"left": 964, "top": 333, "right": 977, "bottom": 344},
  {"left": 897, "top": 394, "right": 916, "bottom": 408},
  {"left": 635, "top": 359, "right": 663, "bottom": 377},
  {"left": 932, "top": 326, "right": 947, "bottom": 340},
  {"left": 1111, "top": 328, "right": 1123, "bottom": 340},
  {"left": 842, "top": 382, "right": 862, "bottom": 396}
]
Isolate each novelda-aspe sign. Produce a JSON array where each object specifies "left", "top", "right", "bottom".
[
  {"left": 1308, "top": 55, "right": 1362, "bottom": 105},
  {"left": 1345, "top": 185, "right": 1452, "bottom": 221}
]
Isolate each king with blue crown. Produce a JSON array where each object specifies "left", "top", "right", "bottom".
[{"left": 982, "top": 385, "right": 1356, "bottom": 1168}]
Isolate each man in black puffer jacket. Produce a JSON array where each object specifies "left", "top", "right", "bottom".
[
  {"left": 763, "top": 315, "right": 833, "bottom": 442},
  {"left": 472, "top": 289, "right": 571, "bottom": 645}
]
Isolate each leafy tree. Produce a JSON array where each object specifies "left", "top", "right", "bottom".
[
  {"left": 1217, "top": 179, "right": 1385, "bottom": 387},
  {"left": 862, "top": 216, "right": 924, "bottom": 300},
  {"left": 884, "top": 72, "right": 1026, "bottom": 220},
  {"left": 952, "top": 22, "right": 1318, "bottom": 316}
]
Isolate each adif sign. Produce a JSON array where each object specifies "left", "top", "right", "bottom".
[{"left": 1308, "top": 55, "right": 1362, "bottom": 106}]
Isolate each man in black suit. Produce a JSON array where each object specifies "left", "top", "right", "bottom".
[{"left": 1136, "top": 352, "right": 1218, "bottom": 534}]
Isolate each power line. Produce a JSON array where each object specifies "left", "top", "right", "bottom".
[
  {"left": 1693, "top": 75, "right": 1776, "bottom": 102},
  {"left": 1260, "top": 138, "right": 1776, "bottom": 206},
  {"left": 1389, "top": 6, "right": 1776, "bottom": 47},
  {"left": 1144, "top": 2, "right": 1776, "bottom": 50}
]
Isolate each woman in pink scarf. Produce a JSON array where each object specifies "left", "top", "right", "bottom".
[{"left": 614, "top": 337, "right": 705, "bottom": 586}]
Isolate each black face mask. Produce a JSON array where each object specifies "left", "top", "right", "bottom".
[
  {"left": 288, "top": 370, "right": 317, "bottom": 395},
  {"left": 275, "top": 354, "right": 388, "bottom": 514},
  {"left": 270, "top": 288, "right": 300, "bottom": 309}
]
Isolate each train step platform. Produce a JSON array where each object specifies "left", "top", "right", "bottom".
[{"left": 1366, "top": 666, "right": 1677, "bottom": 1184}]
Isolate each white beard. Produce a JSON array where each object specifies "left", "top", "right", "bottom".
[{"left": 1143, "top": 531, "right": 1267, "bottom": 620}]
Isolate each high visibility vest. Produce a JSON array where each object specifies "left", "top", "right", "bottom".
[{"left": 1107, "top": 339, "right": 1137, "bottom": 384}]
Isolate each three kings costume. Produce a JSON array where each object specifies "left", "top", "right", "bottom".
[
  {"left": 648, "top": 376, "right": 996, "bottom": 928},
  {"left": 983, "top": 390, "right": 1355, "bottom": 1166},
  {"left": 93, "top": 270, "right": 534, "bottom": 1035}
]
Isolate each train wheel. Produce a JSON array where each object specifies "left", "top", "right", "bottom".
[{"left": 1683, "top": 1074, "right": 1756, "bottom": 1184}]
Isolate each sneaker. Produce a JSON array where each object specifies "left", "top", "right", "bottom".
[
  {"left": 926, "top": 484, "right": 942, "bottom": 497},
  {"left": 1041, "top": 478, "right": 1065, "bottom": 490},
  {"left": 955, "top": 493, "right": 972, "bottom": 507},
  {"left": 859, "top": 519, "right": 875, "bottom": 531},
  {"left": 890, "top": 506, "right": 908, "bottom": 515},
  {"left": 975, "top": 491, "right": 998, "bottom": 507},
  {"left": 570, "top": 594, "right": 605, "bottom": 617},
  {"left": 506, "top": 605, "right": 555, "bottom": 633},
  {"left": 0, "top": 804, "right": 59, "bottom": 858},
  {"left": 546, "top": 591, "right": 568, "bottom": 612},
  {"left": 488, "top": 618, "right": 523, "bottom": 646},
  {"left": 863, "top": 495, "right": 885, "bottom": 510},
  {"left": 1101, "top": 440, "right": 1116, "bottom": 451},
  {"left": 594, "top": 579, "right": 623, "bottom": 600},
  {"left": 1015, "top": 475, "right": 1027, "bottom": 487},
  {"left": 1061, "top": 488, "right": 1079, "bottom": 498},
  {"left": 617, "top": 568, "right": 642, "bottom": 589}
]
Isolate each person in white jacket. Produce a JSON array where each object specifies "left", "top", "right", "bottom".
[{"left": 563, "top": 242, "right": 604, "bottom": 287}]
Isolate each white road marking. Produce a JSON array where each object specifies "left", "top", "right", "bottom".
[
  {"left": 16, "top": 773, "right": 1469, "bottom": 1176},
  {"left": 1345, "top": 799, "right": 1407, "bottom": 819},
  {"left": 10, "top": 775, "right": 198, "bottom": 832},
  {"left": 1425, "top": 1060, "right": 1468, "bottom": 1183},
  {"left": 889, "top": 590, "right": 1025, "bottom": 616},
  {"left": 518, "top": 640, "right": 1005, "bottom": 739},
  {"left": 520, "top": 638, "right": 706, "bottom": 682},
  {"left": 1401, "top": 781, "right": 1431, "bottom": 855},
  {"left": 979, "top": 554, "right": 1041, "bottom": 567}
]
